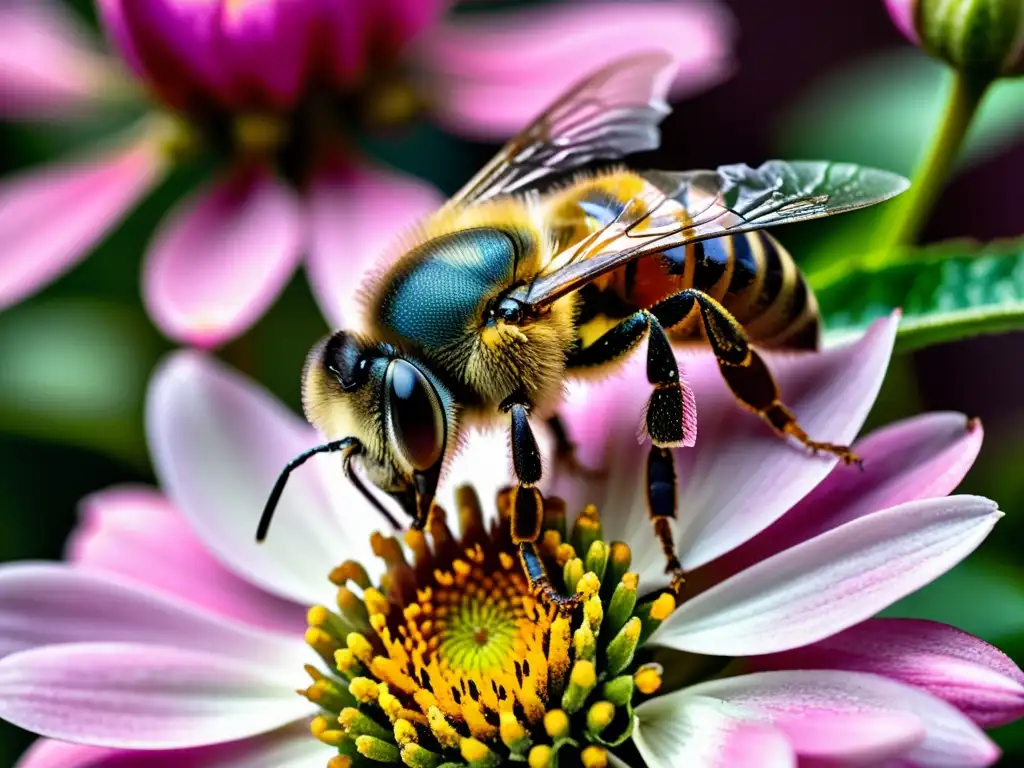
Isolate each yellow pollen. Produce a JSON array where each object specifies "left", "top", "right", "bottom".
[
  {"left": 327, "top": 757, "right": 352, "bottom": 768},
  {"left": 582, "top": 745, "right": 609, "bottom": 768},
  {"left": 634, "top": 664, "right": 664, "bottom": 695},
  {"left": 651, "top": 593, "right": 676, "bottom": 621},
  {"left": 543, "top": 709, "right": 570, "bottom": 739},
  {"left": 528, "top": 744, "right": 553, "bottom": 768}
]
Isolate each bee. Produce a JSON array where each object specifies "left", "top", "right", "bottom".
[{"left": 256, "top": 51, "right": 908, "bottom": 606}]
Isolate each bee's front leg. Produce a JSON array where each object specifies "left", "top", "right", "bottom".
[
  {"left": 565, "top": 311, "right": 689, "bottom": 597},
  {"left": 500, "top": 392, "right": 580, "bottom": 612}
]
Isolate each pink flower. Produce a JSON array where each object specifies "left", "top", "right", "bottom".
[
  {"left": 0, "top": 0, "right": 735, "bottom": 347},
  {"left": 0, "top": 311, "right": 1019, "bottom": 766}
]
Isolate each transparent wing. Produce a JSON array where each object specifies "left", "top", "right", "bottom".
[
  {"left": 514, "top": 160, "right": 911, "bottom": 309},
  {"left": 440, "top": 51, "right": 676, "bottom": 211}
]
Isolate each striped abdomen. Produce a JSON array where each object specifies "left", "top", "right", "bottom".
[{"left": 619, "top": 231, "right": 821, "bottom": 351}]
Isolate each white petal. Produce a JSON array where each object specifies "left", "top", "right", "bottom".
[
  {"left": 633, "top": 693, "right": 795, "bottom": 768},
  {"left": 146, "top": 351, "right": 381, "bottom": 606},
  {"left": 652, "top": 496, "right": 1000, "bottom": 656}
]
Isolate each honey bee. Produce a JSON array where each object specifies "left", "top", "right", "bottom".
[{"left": 257, "top": 52, "right": 909, "bottom": 605}]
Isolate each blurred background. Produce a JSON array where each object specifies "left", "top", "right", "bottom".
[{"left": 2, "top": 0, "right": 1023, "bottom": 763}]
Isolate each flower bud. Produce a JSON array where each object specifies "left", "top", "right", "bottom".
[{"left": 884, "top": 0, "right": 1024, "bottom": 77}]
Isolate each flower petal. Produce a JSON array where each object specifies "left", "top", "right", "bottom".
[
  {"left": 633, "top": 693, "right": 795, "bottom": 768},
  {"left": 683, "top": 669, "right": 998, "bottom": 766},
  {"left": 67, "top": 486, "right": 306, "bottom": 635},
  {"left": 17, "top": 725, "right": 325, "bottom": 767},
  {"left": 884, "top": 0, "right": 920, "bottom": 44},
  {"left": 0, "top": 129, "right": 165, "bottom": 310},
  {"left": 143, "top": 165, "right": 303, "bottom": 347},
  {"left": 705, "top": 411, "right": 984, "bottom": 582},
  {"left": 651, "top": 496, "right": 1001, "bottom": 656},
  {"left": 116, "top": 0, "right": 230, "bottom": 109},
  {"left": 0, "top": 1, "right": 121, "bottom": 120},
  {"left": 305, "top": 159, "right": 443, "bottom": 331},
  {"left": 219, "top": 0, "right": 318, "bottom": 110},
  {"left": 146, "top": 351, "right": 383, "bottom": 607},
  {"left": 749, "top": 618, "right": 1024, "bottom": 728},
  {"left": 0, "top": 642, "right": 312, "bottom": 749},
  {"left": 415, "top": 2, "right": 734, "bottom": 138},
  {"left": 0, "top": 563, "right": 305, "bottom": 667},
  {"left": 555, "top": 313, "right": 899, "bottom": 589}
]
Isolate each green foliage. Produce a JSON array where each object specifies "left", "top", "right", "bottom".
[{"left": 816, "top": 240, "right": 1024, "bottom": 350}]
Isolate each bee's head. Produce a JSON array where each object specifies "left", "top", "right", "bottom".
[{"left": 302, "top": 331, "right": 451, "bottom": 519}]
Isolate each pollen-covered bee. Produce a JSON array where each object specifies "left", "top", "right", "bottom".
[{"left": 257, "top": 51, "right": 909, "bottom": 605}]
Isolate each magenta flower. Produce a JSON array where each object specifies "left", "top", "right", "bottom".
[
  {"left": 0, "top": 311, "right": 1019, "bottom": 766},
  {"left": 0, "top": 0, "right": 734, "bottom": 347}
]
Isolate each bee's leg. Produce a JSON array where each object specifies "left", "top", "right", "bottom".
[
  {"left": 649, "top": 288, "right": 860, "bottom": 465},
  {"left": 501, "top": 393, "right": 580, "bottom": 612},
  {"left": 565, "top": 311, "right": 690, "bottom": 594}
]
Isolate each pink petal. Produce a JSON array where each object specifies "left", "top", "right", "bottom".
[
  {"left": 632, "top": 693, "right": 795, "bottom": 768},
  {"left": 17, "top": 726, "right": 325, "bottom": 767},
  {"left": 554, "top": 313, "right": 899, "bottom": 590},
  {"left": 218, "top": 0, "right": 318, "bottom": 110},
  {"left": 686, "top": 669, "right": 998, "bottom": 766},
  {"left": 95, "top": 0, "right": 144, "bottom": 81},
  {"left": 884, "top": 0, "right": 920, "bottom": 44},
  {"left": 0, "top": 642, "right": 311, "bottom": 749},
  {"left": 651, "top": 496, "right": 1001, "bottom": 656},
  {"left": 115, "top": 0, "right": 231, "bottom": 110},
  {"left": 67, "top": 486, "right": 306, "bottom": 636},
  {"left": 0, "top": 1, "right": 120, "bottom": 120},
  {"left": 750, "top": 618, "right": 1024, "bottom": 728},
  {"left": 0, "top": 128, "right": 166, "bottom": 310},
  {"left": 146, "top": 351, "right": 382, "bottom": 607},
  {"left": 143, "top": 165, "right": 303, "bottom": 347},
  {"left": 415, "top": 2, "right": 734, "bottom": 138},
  {"left": 0, "top": 563, "right": 305, "bottom": 667},
  {"left": 705, "top": 412, "right": 984, "bottom": 582},
  {"left": 307, "top": 0, "right": 367, "bottom": 86},
  {"left": 305, "top": 159, "right": 443, "bottom": 331}
]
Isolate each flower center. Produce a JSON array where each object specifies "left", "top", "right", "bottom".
[{"left": 301, "top": 488, "right": 677, "bottom": 768}]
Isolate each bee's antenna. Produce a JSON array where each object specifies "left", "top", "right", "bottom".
[
  {"left": 256, "top": 438, "right": 354, "bottom": 542},
  {"left": 256, "top": 437, "right": 402, "bottom": 543}
]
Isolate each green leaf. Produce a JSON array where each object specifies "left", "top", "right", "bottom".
[
  {"left": 774, "top": 49, "right": 1024, "bottom": 177},
  {"left": 817, "top": 239, "right": 1024, "bottom": 350}
]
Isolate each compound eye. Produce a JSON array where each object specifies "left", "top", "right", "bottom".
[{"left": 384, "top": 359, "right": 445, "bottom": 473}]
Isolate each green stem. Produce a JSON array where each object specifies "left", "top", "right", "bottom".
[{"left": 876, "top": 68, "right": 990, "bottom": 251}]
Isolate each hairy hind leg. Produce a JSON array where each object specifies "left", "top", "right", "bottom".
[{"left": 649, "top": 288, "right": 860, "bottom": 465}]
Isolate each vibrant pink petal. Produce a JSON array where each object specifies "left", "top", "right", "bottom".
[
  {"left": 67, "top": 486, "right": 306, "bottom": 635},
  {"left": 143, "top": 165, "right": 303, "bottom": 347},
  {"left": 632, "top": 693, "right": 795, "bottom": 768},
  {"left": 0, "top": 128, "right": 166, "bottom": 310},
  {"left": 0, "top": 642, "right": 311, "bottom": 749},
  {"left": 884, "top": 0, "right": 920, "bottom": 44},
  {"left": 554, "top": 313, "right": 899, "bottom": 589},
  {"left": 684, "top": 669, "right": 998, "bottom": 766},
  {"left": 95, "top": 0, "right": 144, "bottom": 80},
  {"left": 705, "top": 412, "right": 984, "bottom": 582},
  {"left": 0, "top": 563, "right": 305, "bottom": 667},
  {"left": 218, "top": 0, "right": 318, "bottom": 110},
  {"left": 146, "top": 351, "right": 383, "bottom": 607},
  {"left": 308, "top": 0, "right": 367, "bottom": 86},
  {"left": 651, "top": 496, "right": 1001, "bottom": 656},
  {"left": 750, "top": 618, "right": 1024, "bottom": 728},
  {"left": 115, "top": 0, "right": 231, "bottom": 110},
  {"left": 17, "top": 726, "right": 324, "bottom": 768},
  {"left": 415, "top": 2, "right": 734, "bottom": 138},
  {"left": 305, "top": 159, "right": 443, "bottom": 331},
  {"left": 0, "top": 1, "right": 122, "bottom": 120}
]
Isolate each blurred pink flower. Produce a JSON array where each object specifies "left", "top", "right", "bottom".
[
  {"left": 0, "top": 0, "right": 735, "bottom": 347},
  {"left": 0, "top": 312, "right": 1019, "bottom": 766}
]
